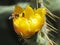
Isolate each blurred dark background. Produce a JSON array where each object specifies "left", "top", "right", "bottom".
[
  {"left": 0, "top": 0, "right": 60, "bottom": 45},
  {"left": 0, "top": 0, "right": 30, "bottom": 5}
]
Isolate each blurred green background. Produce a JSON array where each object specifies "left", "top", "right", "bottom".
[{"left": 0, "top": 0, "right": 60, "bottom": 45}]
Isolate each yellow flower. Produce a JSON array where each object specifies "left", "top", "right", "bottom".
[{"left": 13, "top": 5, "right": 46, "bottom": 38}]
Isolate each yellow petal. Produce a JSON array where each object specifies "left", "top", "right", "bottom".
[
  {"left": 23, "top": 5, "right": 34, "bottom": 18},
  {"left": 14, "top": 5, "right": 23, "bottom": 14},
  {"left": 36, "top": 7, "right": 46, "bottom": 17}
]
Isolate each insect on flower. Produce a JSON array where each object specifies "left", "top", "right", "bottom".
[{"left": 12, "top": 5, "right": 46, "bottom": 38}]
